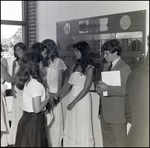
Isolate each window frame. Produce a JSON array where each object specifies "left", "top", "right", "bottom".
[{"left": 1, "top": 1, "right": 28, "bottom": 46}]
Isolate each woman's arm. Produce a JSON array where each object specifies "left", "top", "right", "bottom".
[
  {"left": 11, "top": 60, "right": 17, "bottom": 98},
  {"left": 32, "top": 89, "right": 51, "bottom": 114},
  {"left": 12, "top": 60, "right": 17, "bottom": 77},
  {"left": 57, "top": 65, "right": 75, "bottom": 100},
  {"left": 1, "top": 58, "right": 8, "bottom": 84},
  {"left": 52, "top": 69, "right": 64, "bottom": 104},
  {"left": 1, "top": 58, "right": 8, "bottom": 70},
  {"left": 1, "top": 63, "right": 16, "bottom": 83},
  {"left": 58, "top": 69, "right": 63, "bottom": 92},
  {"left": 57, "top": 77, "right": 72, "bottom": 101},
  {"left": 67, "top": 66, "right": 94, "bottom": 110}
]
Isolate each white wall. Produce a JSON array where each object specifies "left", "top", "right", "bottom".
[
  {"left": 36, "top": 1, "right": 149, "bottom": 147},
  {"left": 36, "top": 1, "right": 149, "bottom": 43}
]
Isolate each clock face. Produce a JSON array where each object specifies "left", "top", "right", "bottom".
[
  {"left": 63, "top": 23, "right": 71, "bottom": 35},
  {"left": 120, "top": 15, "right": 131, "bottom": 30}
]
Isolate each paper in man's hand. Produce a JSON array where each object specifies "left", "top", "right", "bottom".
[{"left": 101, "top": 70, "right": 121, "bottom": 96}]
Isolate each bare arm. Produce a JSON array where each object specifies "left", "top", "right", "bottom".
[
  {"left": 58, "top": 69, "right": 63, "bottom": 92},
  {"left": 12, "top": 60, "right": 17, "bottom": 77},
  {"left": 32, "top": 89, "right": 51, "bottom": 114},
  {"left": 1, "top": 63, "right": 16, "bottom": 83},
  {"left": 1, "top": 58, "right": 8, "bottom": 70},
  {"left": 1, "top": 58, "right": 8, "bottom": 84},
  {"left": 67, "top": 66, "right": 94, "bottom": 110},
  {"left": 57, "top": 65, "right": 75, "bottom": 100},
  {"left": 11, "top": 60, "right": 17, "bottom": 98},
  {"left": 48, "top": 69, "right": 64, "bottom": 105},
  {"left": 57, "top": 77, "right": 72, "bottom": 101}
]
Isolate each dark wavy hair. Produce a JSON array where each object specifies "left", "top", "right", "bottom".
[
  {"left": 16, "top": 50, "right": 45, "bottom": 90},
  {"left": 42, "top": 39, "right": 59, "bottom": 66},
  {"left": 30, "top": 42, "right": 47, "bottom": 53},
  {"left": 14, "top": 42, "right": 28, "bottom": 61},
  {"left": 73, "top": 41, "right": 94, "bottom": 74},
  {"left": 30, "top": 42, "right": 48, "bottom": 67},
  {"left": 101, "top": 39, "right": 122, "bottom": 56}
]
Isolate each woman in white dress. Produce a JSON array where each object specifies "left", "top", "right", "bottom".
[
  {"left": 57, "top": 41, "right": 95, "bottom": 147},
  {"left": 10, "top": 42, "right": 28, "bottom": 144},
  {"left": 1, "top": 50, "right": 16, "bottom": 147},
  {"left": 42, "top": 39, "right": 67, "bottom": 147}
]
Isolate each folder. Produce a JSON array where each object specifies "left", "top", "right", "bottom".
[{"left": 101, "top": 70, "right": 121, "bottom": 96}]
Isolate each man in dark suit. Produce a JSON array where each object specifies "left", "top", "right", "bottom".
[
  {"left": 96, "top": 39, "right": 132, "bottom": 147},
  {"left": 123, "top": 35, "right": 149, "bottom": 147}
]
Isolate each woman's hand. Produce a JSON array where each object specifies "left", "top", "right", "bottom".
[
  {"left": 67, "top": 99, "right": 76, "bottom": 111},
  {"left": 50, "top": 93, "right": 60, "bottom": 105},
  {"left": 51, "top": 93, "right": 59, "bottom": 101},
  {"left": 46, "top": 88, "right": 51, "bottom": 100}
]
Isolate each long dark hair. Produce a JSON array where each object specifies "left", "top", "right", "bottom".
[
  {"left": 73, "top": 41, "right": 94, "bottom": 74},
  {"left": 16, "top": 50, "right": 45, "bottom": 90},
  {"left": 30, "top": 42, "right": 48, "bottom": 67},
  {"left": 14, "top": 42, "right": 28, "bottom": 61},
  {"left": 30, "top": 42, "right": 47, "bottom": 53},
  {"left": 42, "top": 39, "right": 59, "bottom": 66}
]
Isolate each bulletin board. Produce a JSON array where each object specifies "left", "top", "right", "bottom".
[{"left": 56, "top": 10, "right": 146, "bottom": 82}]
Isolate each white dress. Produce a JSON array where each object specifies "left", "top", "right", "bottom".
[
  {"left": 46, "top": 58, "right": 67, "bottom": 147},
  {"left": 1, "top": 79, "right": 8, "bottom": 132},
  {"left": 1, "top": 80, "right": 12, "bottom": 147},
  {"left": 63, "top": 70, "right": 95, "bottom": 147},
  {"left": 1, "top": 59, "right": 12, "bottom": 146},
  {"left": 10, "top": 61, "right": 23, "bottom": 144}
]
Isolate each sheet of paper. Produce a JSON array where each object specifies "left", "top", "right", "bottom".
[{"left": 101, "top": 70, "right": 121, "bottom": 96}]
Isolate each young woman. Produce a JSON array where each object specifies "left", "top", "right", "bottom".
[
  {"left": 15, "top": 50, "right": 51, "bottom": 147},
  {"left": 30, "top": 42, "right": 53, "bottom": 124},
  {"left": 42, "top": 39, "right": 67, "bottom": 147},
  {"left": 10, "top": 42, "right": 29, "bottom": 144},
  {"left": 1, "top": 44, "right": 16, "bottom": 147},
  {"left": 57, "top": 41, "right": 95, "bottom": 147}
]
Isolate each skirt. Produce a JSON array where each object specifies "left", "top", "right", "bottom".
[{"left": 15, "top": 111, "right": 49, "bottom": 147}]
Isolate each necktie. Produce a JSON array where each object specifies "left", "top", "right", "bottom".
[{"left": 108, "top": 62, "right": 112, "bottom": 71}]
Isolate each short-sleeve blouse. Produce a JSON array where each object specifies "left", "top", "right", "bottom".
[
  {"left": 21, "top": 78, "right": 46, "bottom": 112},
  {"left": 46, "top": 58, "right": 67, "bottom": 93}
]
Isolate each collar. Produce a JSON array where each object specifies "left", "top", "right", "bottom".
[{"left": 112, "top": 57, "right": 120, "bottom": 69}]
